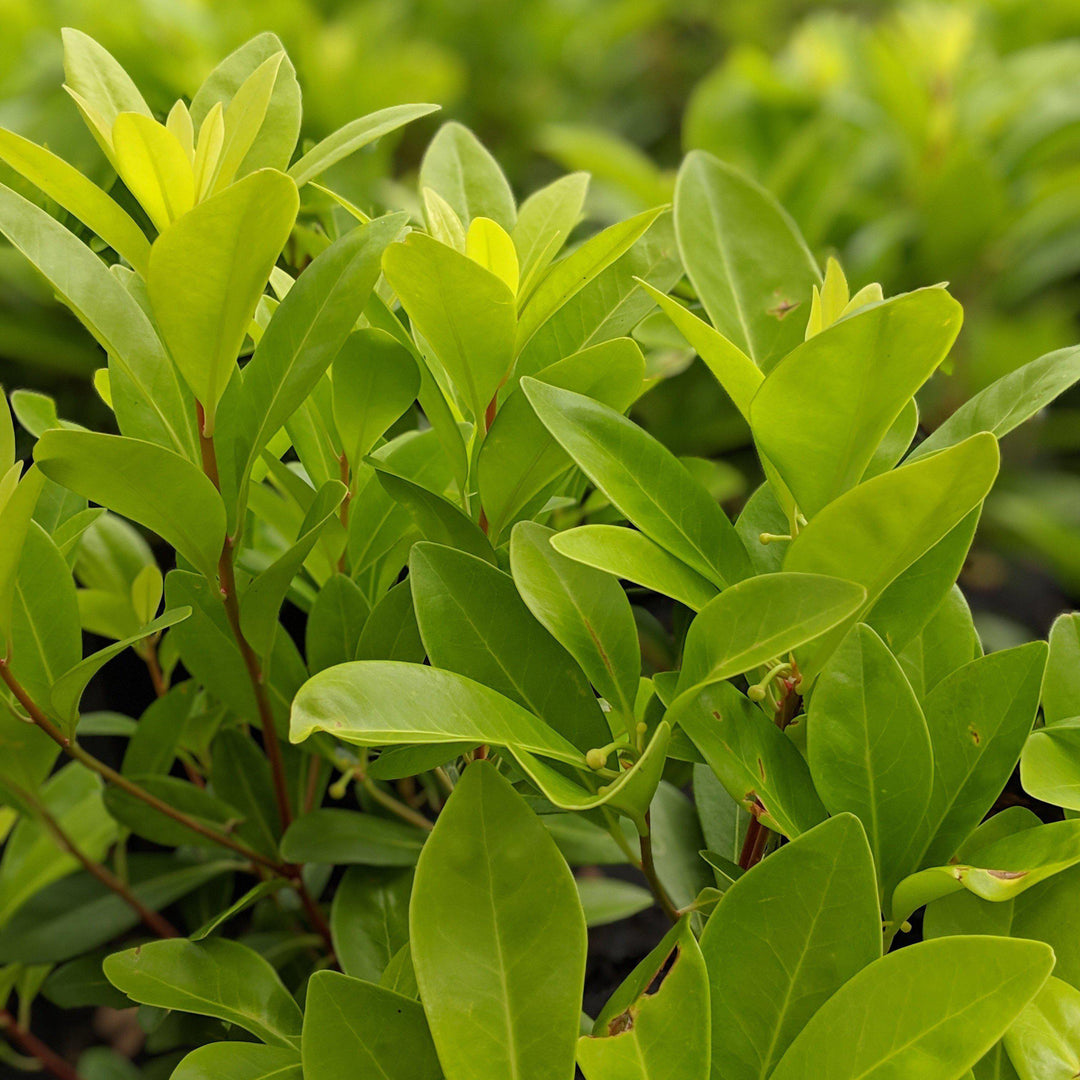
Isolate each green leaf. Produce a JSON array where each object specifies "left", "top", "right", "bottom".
[
  {"left": 330, "top": 867, "right": 412, "bottom": 981},
  {"left": 513, "top": 172, "right": 589, "bottom": 296},
  {"left": 332, "top": 329, "right": 419, "bottom": 467},
  {"left": 551, "top": 525, "right": 719, "bottom": 611},
  {"left": 1041, "top": 612, "right": 1080, "bottom": 725},
  {"left": 172, "top": 1044, "right": 302, "bottom": 1080},
  {"left": 0, "top": 765, "right": 115, "bottom": 927},
  {"left": 147, "top": 168, "right": 298, "bottom": 430},
  {"left": 410, "top": 542, "right": 609, "bottom": 751},
  {"left": 578, "top": 918, "right": 709, "bottom": 1080},
  {"left": 61, "top": 29, "right": 151, "bottom": 144},
  {"left": 674, "top": 680, "right": 826, "bottom": 838},
  {"left": 50, "top": 608, "right": 191, "bottom": 737},
  {"left": 111, "top": 113, "right": 195, "bottom": 232},
  {"left": 809, "top": 623, "right": 933, "bottom": 897},
  {"left": 305, "top": 574, "right": 369, "bottom": 674},
  {"left": 103, "top": 938, "right": 303, "bottom": 1049},
  {"left": 514, "top": 212, "right": 680, "bottom": 378},
  {"left": 290, "top": 661, "right": 586, "bottom": 766},
  {"left": 769, "top": 937, "right": 1054, "bottom": 1080},
  {"left": 674, "top": 150, "right": 820, "bottom": 370},
  {"left": 231, "top": 214, "right": 409, "bottom": 514},
  {"left": 291, "top": 103, "right": 440, "bottom": 187},
  {"left": 0, "top": 129, "right": 150, "bottom": 274},
  {"left": 303, "top": 971, "right": 441, "bottom": 1080},
  {"left": 784, "top": 433, "right": 1000, "bottom": 674},
  {"left": 576, "top": 877, "right": 655, "bottom": 928},
  {"left": 189, "top": 33, "right": 301, "bottom": 175},
  {"left": 418, "top": 122, "right": 515, "bottom": 230},
  {"left": 355, "top": 580, "right": 425, "bottom": 663},
  {"left": 35, "top": 430, "right": 226, "bottom": 584},
  {"left": 892, "top": 820, "right": 1080, "bottom": 927},
  {"left": 382, "top": 232, "right": 516, "bottom": 424},
  {"left": 279, "top": 809, "right": 426, "bottom": 866},
  {"left": 911, "top": 642, "right": 1047, "bottom": 870},
  {"left": 7, "top": 519, "right": 81, "bottom": 711},
  {"left": 371, "top": 460, "right": 495, "bottom": 563},
  {"left": 512, "top": 722, "right": 671, "bottom": 835},
  {"left": 478, "top": 338, "right": 645, "bottom": 541},
  {"left": 1022, "top": 718, "right": 1080, "bottom": 810},
  {"left": 700, "top": 814, "right": 880, "bottom": 1080},
  {"left": 1004, "top": 976, "right": 1080, "bottom": 1080},
  {"left": 515, "top": 208, "right": 666, "bottom": 359},
  {"left": 103, "top": 775, "right": 242, "bottom": 849},
  {"left": 676, "top": 571, "right": 867, "bottom": 692},
  {"left": 0, "top": 855, "right": 234, "bottom": 963},
  {"left": 751, "top": 288, "right": 962, "bottom": 516},
  {"left": 510, "top": 521, "right": 640, "bottom": 718},
  {"left": 0, "top": 183, "right": 196, "bottom": 458},
  {"left": 410, "top": 761, "right": 586, "bottom": 1080},
  {"left": 241, "top": 480, "right": 346, "bottom": 658},
  {"left": 635, "top": 279, "right": 761, "bottom": 420},
  {"left": 911, "top": 345, "right": 1080, "bottom": 462},
  {"left": 208, "top": 729, "right": 281, "bottom": 857},
  {"left": 522, "top": 379, "right": 750, "bottom": 587}
]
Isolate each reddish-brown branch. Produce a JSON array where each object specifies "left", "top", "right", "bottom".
[{"left": 0, "top": 1010, "right": 82, "bottom": 1080}]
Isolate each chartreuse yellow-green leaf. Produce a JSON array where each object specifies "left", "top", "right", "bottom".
[
  {"left": 289, "top": 103, "right": 440, "bottom": 188},
  {"left": 291, "top": 660, "right": 587, "bottom": 766},
  {"left": 147, "top": 168, "right": 299, "bottom": 432},
  {"left": 103, "top": 938, "right": 303, "bottom": 1048},
  {"left": 751, "top": 287, "right": 962, "bottom": 516},
  {"left": 635, "top": 278, "right": 761, "bottom": 420},
  {"left": 35, "top": 430, "right": 226, "bottom": 584},
  {"left": 578, "top": 918, "right": 709, "bottom": 1080},
  {"left": 1040, "top": 612, "right": 1080, "bottom": 725},
  {"left": 302, "top": 971, "right": 440, "bottom": 1080},
  {"left": 410, "top": 761, "right": 587, "bottom": 1080},
  {"left": 1004, "top": 976, "right": 1080, "bottom": 1080},
  {"left": 382, "top": 231, "right": 516, "bottom": 424},
  {"left": 785, "top": 433, "right": 1000, "bottom": 674},
  {"left": 769, "top": 936, "right": 1054, "bottom": 1080},
  {"left": 675, "top": 571, "right": 866, "bottom": 694},
  {"left": 522, "top": 379, "right": 750, "bottom": 588},
  {"left": 891, "top": 819, "right": 1080, "bottom": 931},
  {"left": 551, "top": 525, "right": 719, "bottom": 611},
  {"left": 0, "top": 129, "right": 151, "bottom": 274},
  {"left": 0, "top": 182, "right": 196, "bottom": 458},
  {"left": 700, "top": 814, "right": 880, "bottom": 1080},
  {"left": 112, "top": 112, "right": 195, "bottom": 232}
]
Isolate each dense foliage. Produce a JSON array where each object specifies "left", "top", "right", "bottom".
[{"left": 3, "top": 24, "right": 1080, "bottom": 1080}]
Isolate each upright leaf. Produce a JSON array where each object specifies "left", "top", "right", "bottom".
[
  {"left": 751, "top": 288, "right": 962, "bottom": 516},
  {"left": 302, "top": 971, "right": 441, "bottom": 1080},
  {"left": 1004, "top": 976, "right": 1080, "bottom": 1080},
  {"left": 410, "top": 761, "right": 586, "bottom": 1080},
  {"left": 674, "top": 151, "right": 820, "bottom": 370},
  {"left": 382, "top": 232, "right": 516, "bottom": 424},
  {"left": 700, "top": 814, "right": 880, "bottom": 1080},
  {"left": 147, "top": 168, "right": 299, "bottom": 430},
  {"left": 418, "top": 122, "right": 515, "bottom": 230},
  {"left": 809, "top": 623, "right": 934, "bottom": 896}
]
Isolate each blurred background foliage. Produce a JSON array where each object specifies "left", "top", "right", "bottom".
[{"left": 2, "top": 0, "right": 1080, "bottom": 638}]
